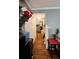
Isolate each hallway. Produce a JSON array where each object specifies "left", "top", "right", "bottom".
[{"left": 33, "top": 32, "right": 59, "bottom": 59}]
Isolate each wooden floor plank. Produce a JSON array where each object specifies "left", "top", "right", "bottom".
[{"left": 33, "top": 33, "right": 59, "bottom": 59}]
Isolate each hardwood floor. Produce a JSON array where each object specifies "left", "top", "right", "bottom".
[{"left": 33, "top": 32, "right": 59, "bottom": 59}]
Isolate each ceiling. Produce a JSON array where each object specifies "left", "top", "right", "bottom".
[{"left": 25, "top": 0, "right": 60, "bottom": 10}]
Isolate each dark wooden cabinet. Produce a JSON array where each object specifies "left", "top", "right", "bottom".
[
  {"left": 19, "top": 37, "right": 33, "bottom": 59},
  {"left": 25, "top": 38, "right": 33, "bottom": 59}
]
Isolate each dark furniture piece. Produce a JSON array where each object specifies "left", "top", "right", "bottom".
[
  {"left": 25, "top": 38, "right": 33, "bottom": 59},
  {"left": 19, "top": 36, "right": 33, "bottom": 59},
  {"left": 48, "top": 38, "right": 60, "bottom": 56}
]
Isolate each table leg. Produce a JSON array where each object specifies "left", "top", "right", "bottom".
[
  {"left": 54, "top": 45, "right": 57, "bottom": 54},
  {"left": 50, "top": 44, "right": 53, "bottom": 56}
]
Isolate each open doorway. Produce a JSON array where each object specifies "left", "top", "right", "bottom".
[
  {"left": 31, "top": 13, "right": 46, "bottom": 39},
  {"left": 35, "top": 13, "right": 45, "bottom": 36}
]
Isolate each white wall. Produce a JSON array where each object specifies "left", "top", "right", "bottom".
[
  {"left": 31, "top": 14, "right": 37, "bottom": 42},
  {"left": 24, "top": 18, "right": 32, "bottom": 38},
  {"left": 45, "top": 9, "right": 60, "bottom": 37},
  {"left": 24, "top": 16, "right": 36, "bottom": 42},
  {"left": 45, "top": 25, "right": 49, "bottom": 48}
]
